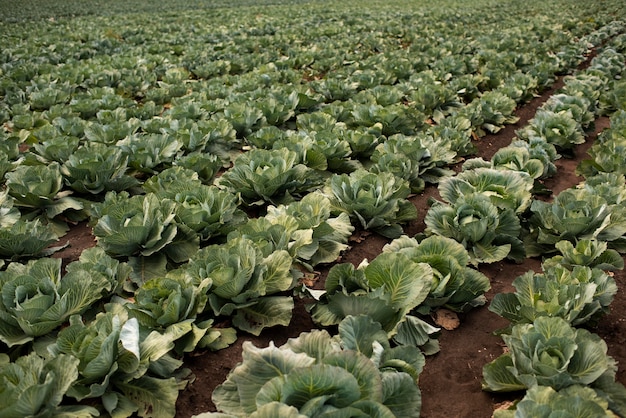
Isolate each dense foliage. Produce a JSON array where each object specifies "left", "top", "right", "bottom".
[{"left": 1, "top": 0, "right": 626, "bottom": 416}]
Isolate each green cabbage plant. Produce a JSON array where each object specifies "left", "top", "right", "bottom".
[
  {"left": 578, "top": 122, "right": 626, "bottom": 177},
  {"left": 91, "top": 191, "right": 199, "bottom": 266},
  {"left": 369, "top": 134, "right": 436, "bottom": 193},
  {"left": 5, "top": 162, "right": 84, "bottom": 224},
  {"left": 489, "top": 263, "right": 617, "bottom": 327},
  {"left": 542, "top": 93, "right": 595, "bottom": 129},
  {"left": 61, "top": 142, "right": 140, "bottom": 194},
  {"left": 116, "top": 132, "right": 183, "bottom": 173},
  {"left": 439, "top": 167, "right": 534, "bottom": 214},
  {"left": 145, "top": 169, "right": 247, "bottom": 243},
  {"left": 493, "top": 385, "right": 618, "bottom": 418},
  {"left": 541, "top": 239, "right": 624, "bottom": 271},
  {"left": 173, "top": 152, "right": 222, "bottom": 184},
  {"left": 124, "top": 273, "right": 236, "bottom": 354},
  {"left": 0, "top": 192, "right": 59, "bottom": 259},
  {"left": 482, "top": 316, "right": 626, "bottom": 416},
  {"left": 199, "top": 315, "right": 424, "bottom": 418},
  {"left": 455, "top": 91, "right": 512, "bottom": 137},
  {"left": 425, "top": 193, "right": 525, "bottom": 265},
  {"left": 265, "top": 192, "right": 355, "bottom": 269},
  {"left": 510, "top": 138, "right": 560, "bottom": 179},
  {"left": 269, "top": 130, "right": 359, "bottom": 174},
  {"left": 29, "top": 128, "right": 80, "bottom": 164},
  {"left": 517, "top": 109, "right": 585, "bottom": 151},
  {"left": 0, "top": 255, "right": 115, "bottom": 347},
  {"left": 525, "top": 188, "right": 626, "bottom": 256},
  {"left": 0, "top": 352, "right": 98, "bottom": 418},
  {"left": 181, "top": 236, "right": 296, "bottom": 336},
  {"left": 349, "top": 103, "right": 426, "bottom": 136},
  {"left": 463, "top": 147, "right": 546, "bottom": 182},
  {"left": 309, "top": 252, "right": 439, "bottom": 352},
  {"left": 383, "top": 235, "right": 491, "bottom": 313},
  {"left": 323, "top": 169, "right": 417, "bottom": 239},
  {"left": 0, "top": 220, "right": 60, "bottom": 260},
  {"left": 217, "top": 148, "right": 324, "bottom": 206},
  {"left": 49, "top": 307, "right": 186, "bottom": 418}
]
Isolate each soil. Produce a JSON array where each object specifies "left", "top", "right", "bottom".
[{"left": 50, "top": 65, "right": 626, "bottom": 418}]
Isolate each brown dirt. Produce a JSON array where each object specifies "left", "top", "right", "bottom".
[{"left": 172, "top": 77, "right": 626, "bottom": 417}]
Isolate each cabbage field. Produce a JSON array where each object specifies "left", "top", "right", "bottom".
[{"left": 2, "top": 0, "right": 626, "bottom": 416}]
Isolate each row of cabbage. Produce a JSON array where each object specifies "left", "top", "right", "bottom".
[
  {"left": 1, "top": 1, "right": 626, "bottom": 417},
  {"left": 469, "top": 41, "right": 626, "bottom": 416}
]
